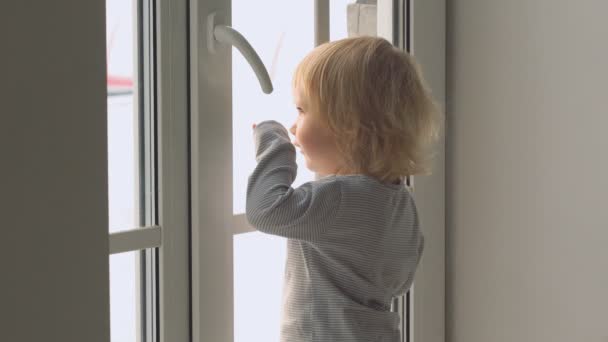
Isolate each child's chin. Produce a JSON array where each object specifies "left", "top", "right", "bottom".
[{"left": 304, "top": 159, "right": 315, "bottom": 172}]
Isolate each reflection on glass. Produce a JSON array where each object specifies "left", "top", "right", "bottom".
[
  {"left": 232, "top": 0, "right": 315, "bottom": 216},
  {"left": 107, "top": 0, "right": 139, "bottom": 233},
  {"left": 110, "top": 250, "right": 140, "bottom": 342},
  {"left": 234, "top": 232, "right": 286, "bottom": 342}
]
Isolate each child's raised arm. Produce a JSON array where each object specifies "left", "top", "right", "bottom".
[{"left": 246, "top": 120, "right": 342, "bottom": 241}]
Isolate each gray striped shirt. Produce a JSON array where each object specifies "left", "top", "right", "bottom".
[{"left": 247, "top": 120, "right": 424, "bottom": 342}]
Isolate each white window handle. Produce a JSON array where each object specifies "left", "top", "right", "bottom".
[{"left": 207, "top": 11, "right": 273, "bottom": 94}]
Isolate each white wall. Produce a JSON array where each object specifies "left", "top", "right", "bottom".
[
  {"left": 446, "top": 1, "right": 608, "bottom": 342},
  {"left": 0, "top": 1, "right": 109, "bottom": 341}
]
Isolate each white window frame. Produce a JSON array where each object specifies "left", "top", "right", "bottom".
[{"left": 108, "top": 0, "right": 191, "bottom": 341}]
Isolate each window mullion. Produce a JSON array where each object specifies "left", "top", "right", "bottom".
[{"left": 109, "top": 225, "right": 162, "bottom": 254}]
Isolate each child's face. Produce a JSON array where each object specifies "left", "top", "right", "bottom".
[{"left": 289, "top": 85, "right": 346, "bottom": 177}]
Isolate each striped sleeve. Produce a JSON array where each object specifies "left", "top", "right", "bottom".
[
  {"left": 395, "top": 232, "right": 424, "bottom": 296},
  {"left": 245, "top": 120, "right": 342, "bottom": 241}
]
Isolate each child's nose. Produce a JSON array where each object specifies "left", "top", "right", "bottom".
[{"left": 289, "top": 124, "right": 296, "bottom": 135}]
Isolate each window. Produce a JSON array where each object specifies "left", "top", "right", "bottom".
[{"left": 106, "top": 0, "right": 437, "bottom": 341}]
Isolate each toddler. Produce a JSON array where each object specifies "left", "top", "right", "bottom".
[{"left": 247, "top": 36, "right": 442, "bottom": 342}]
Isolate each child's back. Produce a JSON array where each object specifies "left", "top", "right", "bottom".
[{"left": 247, "top": 121, "right": 423, "bottom": 342}]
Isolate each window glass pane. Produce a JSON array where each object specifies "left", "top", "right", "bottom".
[
  {"left": 109, "top": 248, "right": 158, "bottom": 342},
  {"left": 232, "top": 2, "right": 394, "bottom": 341},
  {"left": 107, "top": 0, "right": 145, "bottom": 233},
  {"left": 109, "top": 250, "right": 140, "bottom": 342},
  {"left": 234, "top": 233, "right": 286, "bottom": 342},
  {"left": 330, "top": 0, "right": 352, "bottom": 41},
  {"left": 231, "top": 2, "right": 314, "bottom": 341},
  {"left": 232, "top": 0, "right": 315, "bottom": 215}
]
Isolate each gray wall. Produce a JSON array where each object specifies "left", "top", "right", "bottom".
[
  {"left": 446, "top": 1, "right": 608, "bottom": 342},
  {"left": 0, "top": 1, "right": 109, "bottom": 341}
]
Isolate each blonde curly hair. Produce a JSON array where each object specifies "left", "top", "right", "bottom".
[{"left": 292, "top": 36, "right": 443, "bottom": 183}]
